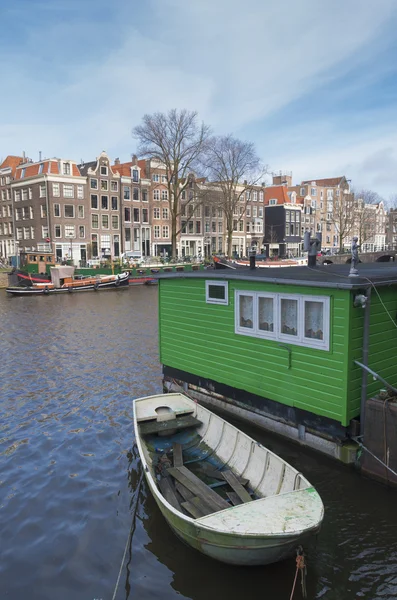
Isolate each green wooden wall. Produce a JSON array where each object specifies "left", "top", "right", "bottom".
[
  {"left": 159, "top": 278, "right": 357, "bottom": 426},
  {"left": 347, "top": 287, "right": 397, "bottom": 422}
]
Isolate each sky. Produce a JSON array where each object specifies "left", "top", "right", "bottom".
[{"left": 1, "top": 0, "right": 397, "bottom": 199}]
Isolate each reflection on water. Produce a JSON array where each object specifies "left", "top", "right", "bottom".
[{"left": 0, "top": 287, "right": 396, "bottom": 600}]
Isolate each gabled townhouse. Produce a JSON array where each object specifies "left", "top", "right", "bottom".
[
  {"left": 78, "top": 152, "right": 121, "bottom": 261},
  {"left": 0, "top": 155, "right": 24, "bottom": 259},
  {"left": 12, "top": 157, "right": 88, "bottom": 264},
  {"left": 112, "top": 156, "right": 151, "bottom": 257},
  {"left": 263, "top": 176, "right": 302, "bottom": 257}
]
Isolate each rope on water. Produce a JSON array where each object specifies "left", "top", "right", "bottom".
[
  {"left": 354, "top": 437, "right": 397, "bottom": 478},
  {"left": 111, "top": 468, "right": 144, "bottom": 600}
]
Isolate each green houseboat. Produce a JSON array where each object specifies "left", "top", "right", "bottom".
[{"left": 157, "top": 262, "right": 397, "bottom": 471}]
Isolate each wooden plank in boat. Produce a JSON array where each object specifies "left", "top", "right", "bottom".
[
  {"left": 173, "top": 443, "right": 183, "bottom": 467},
  {"left": 222, "top": 470, "right": 253, "bottom": 503},
  {"left": 167, "top": 466, "right": 230, "bottom": 512},
  {"left": 226, "top": 491, "right": 243, "bottom": 506},
  {"left": 196, "top": 463, "right": 249, "bottom": 486},
  {"left": 175, "top": 481, "right": 194, "bottom": 501},
  {"left": 158, "top": 477, "right": 182, "bottom": 511},
  {"left": 139, "top": 415, "right": 201, "bottom": 436},
  {"left": 181, "top": 500, "right": 204, "bottom": 519}
]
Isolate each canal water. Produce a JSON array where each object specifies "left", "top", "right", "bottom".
[{"left": 0, "top": 286, "right": 396, "bottom": 600}]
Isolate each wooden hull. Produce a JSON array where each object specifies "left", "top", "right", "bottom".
[
  {"left": 6, "top": 272, "right": 129, "bottom": 295},
  {"left": 134, "top": 393, "right": 324, "bottom": 566}
]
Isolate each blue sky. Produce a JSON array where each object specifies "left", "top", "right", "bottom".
[{"left": 1, "top": 0, "right": 397, "bottom": 198}]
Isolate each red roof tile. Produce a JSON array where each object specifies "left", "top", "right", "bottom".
[
  {"left": 302, "top": 177, "right": 345, "bottom": 187},
  {"left": 264, "top": 186, "right": 290, "bottom": 205},
  {"left": 112, "top": 159, "right": 147, "bottom": 179},
  {"left": 0, "top": 155, "right": 25, "bottom": 176}
]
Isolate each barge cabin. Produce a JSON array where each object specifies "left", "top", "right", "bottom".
[{"left": 157, "top": 261, "right": 397, "bottom": 481}]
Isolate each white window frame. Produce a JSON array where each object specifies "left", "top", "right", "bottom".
[
  {"left": 235, "top": 291, "right": 330, "bottom": 350},
  {"left": 206, "top": 281, "right": 228, "bottom": 305}
]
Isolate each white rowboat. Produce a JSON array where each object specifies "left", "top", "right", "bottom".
[{"left": 134, "top": 393, "right": 324, "bottom": 566}]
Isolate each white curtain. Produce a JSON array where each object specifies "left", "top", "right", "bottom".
[
  {"left": 239, "top": 295, "right": 253, "bottom": 329},
  {"left": 259, "top": 297, "right": 274, "bottom": 331},
  {"left": 305, "top": 301, "right": 323, "bottom": 340},
  {"left": 280, "top": 299, "right": 298, "bottom": 336}
]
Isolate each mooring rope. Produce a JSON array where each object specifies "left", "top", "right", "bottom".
[
  {"left": 111, "top": 468, "right": 144, "bottom": 600},
  {"left": 354, "top": 437, "right": 397, "bottom": 478}
]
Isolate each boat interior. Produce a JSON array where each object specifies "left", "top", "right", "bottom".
[{"left": 136, "top": 394, "right": 312, "bottom": 523}]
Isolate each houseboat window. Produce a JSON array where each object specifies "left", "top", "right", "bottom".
[
  {"left": 258, "top": 296, "right": 274, "bottom": 332},
  {"left": 280, "top": 298, "right": 298, "bottom": 337},
  {"left": 235, "top": 291, "right": 330, "bottom": 350},
  {"left": 205, "top": 281, "right": 228, "bottom": 305},
  {"left": 239, "top": 294, "right": 253, "bottom": 329},
  {"left": 304, "top": 300, "right": 324, "bottom": 340}
]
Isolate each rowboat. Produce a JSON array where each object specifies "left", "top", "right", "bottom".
[
  {"left": 6, "top": 265, "right": 130, "bottom": 295},
  {"left": 134, "top": 393, "right": 324, "bottom": 566}
]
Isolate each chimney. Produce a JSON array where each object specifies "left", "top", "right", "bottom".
[
  {"left": 39, "top": 150, "right": 42, "bottom": 162},
  {"left": 131, "top": 154, "right": 137, "bottom": 165},
  {"left": 114, "top": 157, "right": 120, "bottom": 165},
  {"left": 22, "top": 151, "right": 26, "bottom": 161}
]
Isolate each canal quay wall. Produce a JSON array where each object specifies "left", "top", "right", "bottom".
[{"left": 0, "top": 272, "right": 8, "bottom": 288}]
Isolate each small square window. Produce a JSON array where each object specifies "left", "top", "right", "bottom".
[{"left": 205, "top": 281, "right": 228, "bottom": 305}]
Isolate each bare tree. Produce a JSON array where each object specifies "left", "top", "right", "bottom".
[
  {"left": 133, "top": 109, "right": 211, "bottom": 257},
  {"left": 328, "top": 187, "right": 356, "bottom": 252},
  {"left": 202, "top": 135, "right": 266, "bottom": 257}
]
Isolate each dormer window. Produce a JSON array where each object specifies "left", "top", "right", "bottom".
[
  {"left": 269, "top": 198, "right": 277, "bottom": 205},
  {"left": 100, "top": 165, "right": 108, "bottom": 176},
  {"left": 132, "top": 169, "right": 139, "bottom": 182},
  {"left": 38, "top": 164, "right": 44, "bottom": 174},
  {"left": 63, "top": 162, "right": 71, "bottom": 175},
  {"left": 20, "top": 168, "right": 26, "bottom": 178}
]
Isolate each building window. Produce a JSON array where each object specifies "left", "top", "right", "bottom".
[
  {"left": 40, "top": 205, "right": 46, "bottom": 218},
  {"left": 124, "top": 186, "right": 130, "bottom": 200},
  {"left": 112, "top": 215, "right": 119, "bottom": 229},
  {"left": 162, "top": 190, "right": 168, "bottom": 200},
  {"left": 206, "top": 281, "right": 228, "bottom": 305},
  {"left": 79, "top": 225, "right": 85, "bottom": 238},
  {"left": 111, "top": 196, "right": 118, "bottom": 210},
  {"left": 269, "top": 198, "right": 277, "bottom": 205},
  {"left": 91, "top": 194, "right": 98, "bottom": 209},
  {"left": 53, "top": 183, "right": 60, "bottom": 197},
  {"left": 132, "top": 169, "right": 139, "bottom": 182},
  {"left": 124, "top": 207, "right": 131, "bottom": 222},
  {"left": 154, "top": 225, "right": 160, "bottom": 238},
  {"left": 153, "top": 207, "right": 160, "bottom": 219},
  {"left": 92, "top": 234, "right": 98, "bottom": 257},
  {"left": 102, "top": 215, "right": 109, "bottom": 229},
  {"left": 54, "top": 204, "right": 61, "bottom": 218},
  {"left": 63, "top": 185, "right": 74, "bottom": 198},
  {"left": 100, "top": 165, "right": 108, "bottom": 176},
  {"left": 92, "top": 214, "right": 99, "bottom": 229},
  {"left": 162, "top": 225, "right": 169, "bottom": 238},
  {"left": 64, "top": 205, "right": 75, "bottom": 218},
  {"left": 142, "top": 208, "right": 148, "bottom": 223},
  {"left": 161, "top": 175, "right": 167, "bottom": 183},
  {"left": 133, "top": 188, "right": 139, "bottom": 201},
  {"left": 235, "top": 291, "right": 329, "bottom": 350},
  {"left": 101, "top": 195, "right": 108, "bottom": 210},
  {"left": 142, "top": 189, "right": 148, "bottom": 202},
  {"left": 77, "top": 185, "right": 84, "bottom": 199},
  {"left": 153, "top": 190, "right": 160, "bottom": 201},
  {"left": 38, "top": 164, "right": 44, "bottom": 174},
  {"left": 55, "top": 225, "right": 61, "bottom": 238},
  {"left": 152, "top": 174, "right": 159, "bottom": 182},
  {"left": 90, "top": 178, "right": 98, "bottom": 189},
  {"left": 64, "top": 225, "right": 75, "bottom": 238},
  {"left": 196, "top": 221, "right": 201, "bottom": 234},
  {"left": 162, "top": 207, "right": 168, "bottom": 219},
  {"left": 133, "top": 208, "right": 139, "bottom": 222},
  {"left": 78, "top": 205, "right": 84, "bottom": 218},
  {"left": 101, "top": 180, "right": 108, "bottom": 191},
  {"left": 16, "top": 227, "right": 23, "bottom": 240},
  {"left": 39, "top": 184, "right": 46, "bottom": 198},
  {"left": 22, "top": 189, "right": 28, "bottom": 201},
  {"left": 23, "top": 226, "right": 30, "bottom": 240},
  {"left": 63, "top": 162, "right": 71, "bottom": 175},
  {"left": 111, "top": 181, "right": 118, "bottom": 192}
]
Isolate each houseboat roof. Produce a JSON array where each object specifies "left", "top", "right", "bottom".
[{"left": 157, "top": 263, "right": 397, "bottom": 290}]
